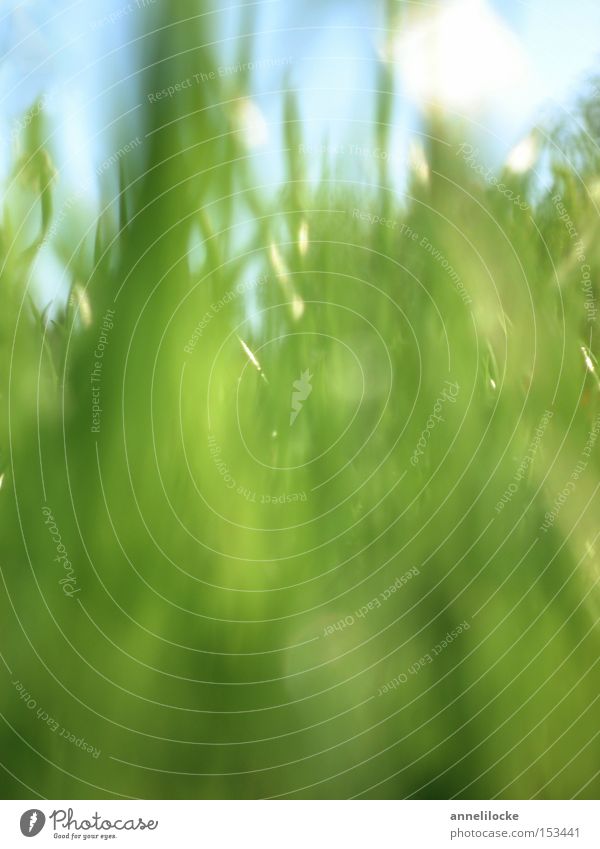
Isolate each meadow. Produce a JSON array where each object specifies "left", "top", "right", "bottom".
[{"left": 1, "top": 0, "right": 599, "bottom": 799}]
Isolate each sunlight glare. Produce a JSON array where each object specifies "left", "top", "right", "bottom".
[{"left": 392, "top": 0, "right": 530, "bottom": 112}]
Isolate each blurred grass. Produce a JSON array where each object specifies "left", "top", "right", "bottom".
[{"left": 1, "top": 1, "right": 600, "bottom": 800}]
